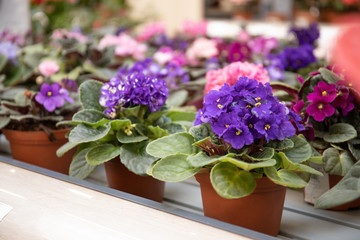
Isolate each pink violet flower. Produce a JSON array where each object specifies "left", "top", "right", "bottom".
[
  {"left": 38, "top": 60, "right": 60, "bottom": 77},
  {"left": 154, "top": 47, "right": 174, "bottom": 65},
  {"left": 237, "top": 30, "right": 251, "bottom": 42},
  {"left": 306, "top": 101, "right": 335, "bottom": 121},
  {"left": 51, "top": 29, "right": 87, "bottom": 43},
  {"left": 181, "top": 20, "right": 208, "bottom": 37},
  {"left": 204, "top": 61, "right": 270, "bottom": 94},
  {"left": 307, "top": 81, "right": 337, "bottom": 103},
  {"left": 137, "top": 22, "right": 166, "bottom": 42},
  {"left": 186, "top": 38, "right": 218, "bottom": 66}
]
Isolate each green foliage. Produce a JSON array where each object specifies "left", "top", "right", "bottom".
[{"left": 323, "top": 123, "right": 357, "bottom": 143}]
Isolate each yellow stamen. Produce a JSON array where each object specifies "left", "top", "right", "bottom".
[
  {"left": 255, "top": 97, "right": 261, "bottom": 101},
  {"left": 349, "top": 83, "right": 353, "bottom": 87},
  {"left": 246, "top": 105, "right": 252, "bottom": 108},
  {"left": 265, "top": 124, "right": 271, "bottom": 131},
  {"left": 225, "top": 125, "right": 229, "bottom": 128},
  {"left": 322, "top": 91, "right": 327, "bottom": 96},
  {"left": 337, "top": 91, "right": 342, "bottom": 96},
  {"left": 249, "top": 123, "right": 253, "bottom": 128},
  {"left": 236, "top": 130, "right": 241, "bottom": 135},
  {"left": 217, "top": 104, "right": 223, "bottom": 109},
  {"left": 318, "top": 104, "right": 323, "bottom": 110},
  {"left": 255, "top": 102, "right": 261, "bottom": 107},
  {"left": 47, "top": 91, "right": 52, "bottom": 97}
]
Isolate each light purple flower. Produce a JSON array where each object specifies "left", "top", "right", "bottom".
[{"left": 35, "top": 83, "right": 73, "bottom": 112}]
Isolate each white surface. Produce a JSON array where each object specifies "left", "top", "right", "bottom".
[{"left": 0, "top": 202, "right": 12, "bottom": 221}]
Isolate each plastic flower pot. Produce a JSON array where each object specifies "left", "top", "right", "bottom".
[
  {"left": 2, "top": 128, "right": 75, "bottom": 175},
  {"left": 195, "top": 172, "right": 286, "bottom": 236},
  {"left": 104, "top": 158, "right": 165, "bottom": 202}
]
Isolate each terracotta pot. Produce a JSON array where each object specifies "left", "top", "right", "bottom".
[
  {"left": 2, "top": 128, "right": 74, "bottom": 175},
  {"left": 195, "top": 173, "right": 286, "bottom": 236},
  {"left": 104, "top": 158, "right": 165, "bottom": 202},
  {"left": 328, "top": 174, "right": 360, "bottom": 211}
]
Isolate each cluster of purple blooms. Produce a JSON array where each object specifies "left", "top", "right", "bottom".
[
  {"left": 265, "top": 44, "right": 317, "bottom": 80},
  {"left": 35, "top": 82, "right": 74, "bottom": 112},
  {"left": 195, "top": 77, "right": 304, "bottom": 149},
  {"left": 289, "top": 23, "right": 320, "bottom": 46},
  {"left": 152, "top": 34, "right": 188, "bottom": 51},
  {"left": 99, "top": 70, "right": 169, "bottom": 119},
  {"left": 117, "top": 58, "right": 189, "bottom": 90},
  {"left": 295, "top": 80, "right": 355, "bottom": 122}
]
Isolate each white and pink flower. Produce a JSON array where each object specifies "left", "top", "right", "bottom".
[{"left": 38, "top": 60, "right": 60, "bottom": 77}]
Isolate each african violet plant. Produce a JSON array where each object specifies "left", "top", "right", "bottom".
[
  {"left": 286, "top": 67, "right": 360, "bottom": 209},
  {"left": 146, "top": 77, "right": 321, "bottom": 199},
  {"left": 0, "top": 81, "right": 78, "bottom": 133},
  {"left": 56, "top": 69, "right": 195, "bottom": 179}
]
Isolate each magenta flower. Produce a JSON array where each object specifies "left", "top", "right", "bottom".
[
  {"left": 35, "top": 83, "right": 73, "bottom": 112},
  {"left": 307, "top": 81, "right": 337, "bottom": 103},
  {"left": 306, "top": 101, "right": 335, "bottom": 121}
]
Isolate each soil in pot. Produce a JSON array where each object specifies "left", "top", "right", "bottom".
[
  {"left": 2, "top": 128, "right": 75, "bottom": 175},
  {"left": 104, "top": 158, "right": 165, "bottom": 202},
  {"left": 195, "top": 172, "right": 286, "bottom": 236}
]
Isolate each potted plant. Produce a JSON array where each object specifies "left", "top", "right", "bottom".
[
  {"left": 0, "top": 81, "right": 79, "bottom": 174},
  {"left": 146, "top": 76, "right": 321, "bottom": 236},
  {"left": 57, "top": 68, "right": 195, "bottom": 202},
  {"left": 288, "top": 67, "right": 360, "bottom": 210}
]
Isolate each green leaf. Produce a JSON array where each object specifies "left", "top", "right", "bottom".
[
  {"left": 146, "top": 132, "right": 195, "bottom": 158},
  {"left": 79, "top": 80, "right": 103, "bottom": 111},
  {"left": 319, "top": 67, "right": 339, "bottom": 84},
  {"left": 162, "top": 123, "right": 186, "bottom": 134},
  {"left": 72, "top": 109, "right": 108, "bottom": 126},
  {"left": 116, "top": 130, "right": 148, "bottom": 143},
  {"left": 166, "top": 110, "right": 196, "bottom": 122},
  {"left": 224, "top": 158, "right": 277, "bottom": 171},
  {"left": 276, "top": 152, "right": 322, "bottom": 175},
  {"left": 264, "top": 167, "right": 308, "bottom": 188},
  {"left": 348, "top": 138, "right": 360, "bottom": 160},
  {"left": 311, "top": 138, "right": 330, "bottom": 150},
  {"left": 148, "top": 125, "right": 168, "bottom": 139},
  {"left": 187, "top": 152, "right": 236, "bottom": 167},
  {"left": 120, "top": 141, "right": 159, "bottom": 175},
  {"left": 210, "top": 162, "right": 256, "bottom": 199},
  {"left": 0, "top": 116, "right": 10, "bottom": 129},
  {"left": 56, "top": 141, "right": 78, "bottom": 157},
  {"left": 282, "top": 135, "right": 312, "bottom": 164},
  {"left": 166, "top": 90, "right": 188, "bottom": 107},
  {"left": 146, "top": 111, "right": 167, "bottom": 124},
  {"left": 151, "top": 153, "right": 200, "bottom": 181},
  {"left": 323, "top": 123, "right": 357, "bottom": 143},
  {"left": 315, "top": 161, "right": 360, "bottom": 209},
  {"left": 323, "top": 148, "right": 354, "bottom": 176},
  {"left": 245, "top": 147, "right": 274, "bottom": 161},
  {"left": 69, "top": 123, "right": 111, "bottom": 144},
  {"left": 86, "top": 144, "right": 121, "bottom": 166},
  {"left": 69, "top": 147, "right": 97, "bottom": 179},
  {"left": 265, "top": 138, "right": 294, "bottom": 151},
  {"left": 0, "top": 55, "right": 7, "bottom": 71},
  {"left": 110, "top": 119, "right": 132, "bottom": 131},
  {"left": 308, "top": 156, "right": 323, "bottom": 164},
  {"left": 189, "top": 123, "right": 211, "bottom": 142}
]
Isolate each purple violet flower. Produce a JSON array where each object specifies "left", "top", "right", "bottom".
[
  {"left": 222, "top": 124, "right": 254, "bottom": 149},
  {"left": 35, "top": 83, "right": 73, "bottom": 112},
  {"left": 290, "top": 23, "right": 320, "bottom": 46}
]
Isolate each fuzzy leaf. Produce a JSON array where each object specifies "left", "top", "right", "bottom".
[
  {"left": 110, "top": 119, "right": 132, "bottom": 131},
  {"left": 319, "top": 67, "right": 339, "bottom": 84},
  {"left": 69, "top": 147, "right": 97, "bottom": 179},
  {"left": 151, "top": 153, "right": 200, "bottom": 181},
  {"left": 121, "top": 141, "right": 159, "bottom": 175},
  {"left": 265, "top": 138, "right": 294, "bottom": 151},
  {"left": 166, "top": 90, "right": 188, "bottom": 107},
  {"left": 282, "top": 135, "right": 312, "bottom": 164},
  {"left": 323, "top": 123, "right": 357, "bottom": 143},
  {"left": 276, "top": 152, "right": 322, "bottom": 175},
  {"left": 56, "top": 141, "right": 78, "bottom": 157},
  {"left": 166, "top": 110, "right": 196, "bottom": 122},
  {"left": 189, "top": 123, "right": 212, "bottom": 142},
  {"left": 79, "top": 80, "right": 103, "bottom": 111},
  {"left": 210, "top": 162, "right": 256, "bottom": 199},
  {"left": 264, "top": 167, "right": 308, "bottom": 188},
  {"left": 348, "top": 138, "right": 360, "bottom": 160},
  {"left": 86, "top": 144, "right": 121, "bottom": 165},
  {"left": 72, "top": 109, "right": 107, "bottom": 125},
  {"left": 224, "top": 158, "right": 277, "bottom": 171},
  {"left": 323, "top": 148, "right": 354, "bottom": 176},
  {"left": 187, "top": 152, "right": 236, "bottom": 167},
  {"left": 148, "top": 125, "right": 168, "bottom": 139},
  {"left": 245, "top": 147, "right": 274, "bottom": 161},
  {"left": 69, "top": 123, "right": 111, "bottom": 144},
  {"left": 116, "top": 130, "right": 148, "bottom": 143},
  {"left": 162, "top": 123, "right": 186, "bottom": 134},
  {"left": 0, "top": 116, "right": 10, "bottom": 129},
  {"left": 315, "top": 161, "right": 360, "bottom": 209},
  {"left": 146, "top": 132, "right": 195, "bottom": 158}
]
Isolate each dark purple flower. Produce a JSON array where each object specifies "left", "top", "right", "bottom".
[
  {"left": 35, "top": 83, "right": 73, "bottom": 112},
  {"left": 222, "top": 123, "right": 253, "bottom": 149},
  {"left": 290, "top": 23, "right": 320, "bottom": 46},
  {"left": 203, "top": 89, "right": 233, "bottom": 118},
  {"left": 254, "top": 116, "right": 280, "bottom": 141},
  {"left": 212, "top": 112, "right": 239, "bottom": 137},
  {"left": 61, "top": 78, "right": 78, "bottom": 92},
  {"left": 307, "top": 81, "right": 337, "bottom": 103},
  {"left": 306, "top": 101, "right": 335, "bottom": 121}
]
